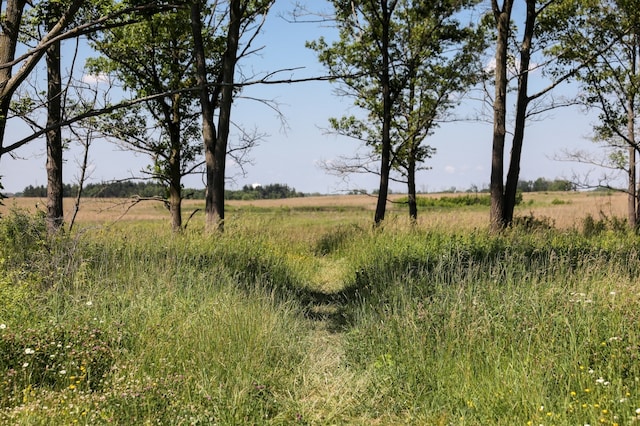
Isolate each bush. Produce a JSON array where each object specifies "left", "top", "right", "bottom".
[
  {"left": 398, "top": 193, "right": 523, "bottom": 208},
  {"left": 0, "top": 207, "right": 48, "bottom": 270},
  {"left": 582, "top": 212, "right": 628, "bottom": 237}
]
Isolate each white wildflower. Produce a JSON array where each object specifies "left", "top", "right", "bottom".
[{"left": 24, "top": 348, "right": 35, "bottom": 355}]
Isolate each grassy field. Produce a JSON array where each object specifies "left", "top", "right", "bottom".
[
  {"left": 0, "top": 191, "right": 639, "bottom": 425},
  {"left": 1, "top": 190, "right": 628, "bottom": 229}
]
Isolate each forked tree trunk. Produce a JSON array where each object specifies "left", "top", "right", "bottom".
[
  {"left": 211, "top": 0, "right": 242, "bottom": 232},
  {"left": 190, "top": 0, "right": 218, "bottom": 232},
  {"left": 502, "top": 0, "right": 535, "bottom": 227},
  {"left": 489, "top": 0, "right": 512, "bottom": 231},
  {"left": 190, "top": 0, "right": 242, "bottom": 233}
]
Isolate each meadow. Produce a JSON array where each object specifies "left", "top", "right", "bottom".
[{"left": 0, "top": 191, "right": 639, "bottom": 425}]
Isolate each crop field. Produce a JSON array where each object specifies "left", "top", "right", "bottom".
[{"left": 1, "top": 191, "right": 639, "bottom": 425}]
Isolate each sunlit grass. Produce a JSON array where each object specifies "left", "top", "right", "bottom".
[{"left": 0, "top": 197, "right": 639, "bottom": 424}]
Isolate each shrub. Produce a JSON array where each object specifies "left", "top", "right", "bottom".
[
  {"left": 582, "top": 212, "right": 628, "bottom": 237},
  {"left": 0, "top": 207, "right": 48, "bottom": 270}
]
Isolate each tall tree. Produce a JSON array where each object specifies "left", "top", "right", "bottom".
[
  {"left": 190, "top": 0, "right": 273, "bottom": 232},
  {"left": 488, "top": 0, "right": 586, "bottom": 230},
  {"left": 88, "top": 4, "right": 209, "bottom": 232},
  {"left": 554, "top": 0, "right": 640, "bottom": 228},
  {"left": 45, "top": 2, "right": 65, "bottom": 232},
  {"left": 0, "top": 0, "right": 179, "bottom": 196},
  {"left": 310, "top": 0, "right": 481, "bottom": 224}
]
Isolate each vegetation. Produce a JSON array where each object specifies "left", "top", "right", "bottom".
[
  {"left": 19, "top": 182, "right": 304, "bottom": 200},
  {"left": 397, "top": 193, "right": 493, "bottom": 208},
  {"left": 2, "top": 1, "right": 638, "bottom": 232},
  {"left": 0, "top": 199, "right": 639, "bottom": 424},
  {"left": 517, "top": 177, "right": 576, "bottom": 192}
]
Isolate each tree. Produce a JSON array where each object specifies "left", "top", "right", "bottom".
[
  {"left": 555, "top": 0, "right": 640, "bottom": 228},
  {"left": 383, "top": 7, "right": 483, "bottom": 220},
  {"left": 309, "top": 0, "right": 397, "bottom": 225},
  {"left": 488, "top": 0, "right": 586, "bottom": 230},
  {"left": 0, "top": 0, "right": 180, "bottom": 197},
  {"left": 45, "top": 2, "right": 65, "bottom": 233},
  {"left": 12, "top": 0, "right": 109, "bottom": 233},
  {"left": 88, "top": 3, "right": 209, "bottom": 232},
  {"left": 310, "top": 0, "right": 481, "bottom": 224},
  {"left": 190, "top": 0, "right": 274, "bottom": 232}
]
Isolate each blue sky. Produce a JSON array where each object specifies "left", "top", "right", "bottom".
[{"left": 0, "top": 0, "right": 615, "bottom": 195}]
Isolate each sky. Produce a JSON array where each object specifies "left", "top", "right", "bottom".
[{"left": 0, "top": 0, "right": 618, "bottom": 195}]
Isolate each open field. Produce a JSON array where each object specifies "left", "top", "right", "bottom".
[
  {"left": 0, "top": 190, "right": 629, "bottom": 230},
  {"left": 1, "top": 191, "right": 639, "bottom": 424}
]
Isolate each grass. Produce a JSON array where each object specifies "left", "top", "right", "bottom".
[{"left": 0, "top": 193, "right": 639, "bottom": 424}]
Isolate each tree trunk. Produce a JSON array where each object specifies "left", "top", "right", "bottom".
[
  {"left": 212, "top": 0, "right": 243, "bottom": 232},
  {"left": 0, "top": 0, "right": 27, "bottom": 158},
  {"left": 502, "top": 0, "right": 535, "bottom": 227},
  {"left": 168, "top": 98, "right": 182, "bottom": 232},
  {"left": 45, "top": 22, "right": 64, "bottom": 233},
  {"left": 374, "top": 0, "right": 392, "bottom": 226},
  {"left": 190, "top": 0, "right": 218, "bottom": 232},
  {"left": 629, "top": 143, "right": 636, "bottom": 228},
  {"left": 489, "top": 0, "right": 512, "bottom": 231},
  {"left": 407, "top": 155, "right": 417, "bottom": 221},
  {"left": 627, "top": 32, "right": 638, "bottom": 229}
]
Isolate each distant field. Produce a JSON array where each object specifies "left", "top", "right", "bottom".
[{"left": 1, "top": 191, "right": 628, "bottom": 230}]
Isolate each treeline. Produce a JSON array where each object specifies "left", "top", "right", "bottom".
[
  {"left": 517, "top": 178, "right": 575, "bottom": 192},
  {"left": 226, "top": 184, "right": 304, "bottom": 200},
  {"left": 19, "top": 182, "right": 304, "bottom": 200},
  {"left": 21, "top": 182, "right": 166, "bottom": 198}
]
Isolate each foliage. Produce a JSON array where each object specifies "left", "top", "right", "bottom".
[
  {"left": 21, "top": 181, "right": 165, "bottom": 198},
  {"left": 0, "top": 207, "right": 48, "bottom": 270},
  {"left": 226, "top": 183, "right": 305, "bottom": 200},
  {"left": 581, "top": 211, "right": 629, "bottom": 237},
  {"left": 517, "top": 177, "right": 576, "bottom": 192},
  {"left": 309, "top": 0, "right": 484, "bottom": 221}
]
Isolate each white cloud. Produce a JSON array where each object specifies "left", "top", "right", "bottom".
[
  {"left": 82, "top": 72, "right": 109, "bottom": 85},
  {"left": 444, "top": 165, "right": 456, "bottom": 174}
]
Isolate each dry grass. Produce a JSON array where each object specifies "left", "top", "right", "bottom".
[{"left": 0, "top": 191, "right": 628, "bottom": 230}]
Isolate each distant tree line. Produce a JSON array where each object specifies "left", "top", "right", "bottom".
[
  {"left": 517, "top": 178, "right": 575, "bottom": 193},
  {"left": 19, "top": 182, "right": 304, "bottom": 200},
  {"left": 226, "top": 184, "right": 304, "bottom": 200},
  {"left": 22, "top": 182, "right": 166, "bottom": 198}
]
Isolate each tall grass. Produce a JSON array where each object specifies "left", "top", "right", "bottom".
[{"left": 0, "top": 207, "right": 639, "bottom": 424}]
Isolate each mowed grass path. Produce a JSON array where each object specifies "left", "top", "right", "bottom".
[{"left": 1, "top": 191, "right": 639, "bottom": 424}]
